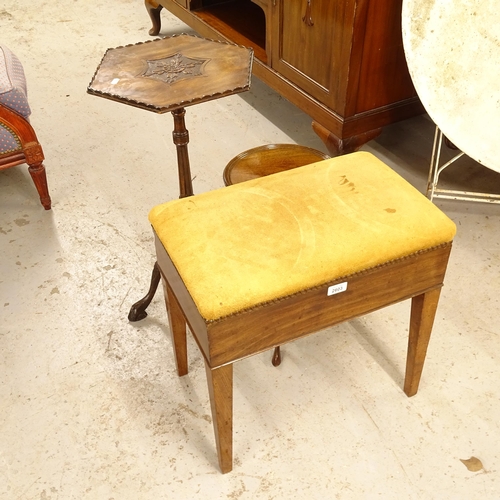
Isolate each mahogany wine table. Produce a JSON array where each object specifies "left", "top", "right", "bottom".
[{"left": 88, "top": 34, "right": 253, "bottom": 319}]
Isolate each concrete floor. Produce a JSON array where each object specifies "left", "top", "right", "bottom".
[{"left": 2, "top": 1, "right": 500, "bottom": 498}]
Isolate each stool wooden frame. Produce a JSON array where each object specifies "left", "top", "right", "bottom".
[{"left": 154, "top": 232, "right": 452, "bottom": 473}]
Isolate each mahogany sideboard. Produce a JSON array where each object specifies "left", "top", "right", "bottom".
[{"left": 145, "top": 0, "right": 424, "bottom": 155}]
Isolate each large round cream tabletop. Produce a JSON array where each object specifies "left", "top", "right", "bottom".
[{"left": 402, "top": 0, "right": 500, "bottom": 172}]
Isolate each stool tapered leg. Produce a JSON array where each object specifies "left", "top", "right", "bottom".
[
  {"left": 163, "top": 281, "right": 188, "bottom": 376},
  {"left": 205, "top": 362, "right": 233, "bottom": 473},
  {"left": 404, "top": 287, "right": 442, "bottom": 397}
]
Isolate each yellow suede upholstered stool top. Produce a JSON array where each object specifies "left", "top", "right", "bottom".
[{"left": 149, "top": 151, "right": 456, "bottom": 322}]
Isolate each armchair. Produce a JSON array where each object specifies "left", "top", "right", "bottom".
[{"left": 0, "top": 45, "right": 51, "bottom": 209}]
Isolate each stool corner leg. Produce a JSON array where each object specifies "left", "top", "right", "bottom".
[
  {"left": 404, "top": 287, "right": 442, "bottom": 397},
  {"left": 163, "top": 281, "right": 188, "bottom": 377},
  {"left": 205, "top": 362, "right": 233, "bottom": 473}
]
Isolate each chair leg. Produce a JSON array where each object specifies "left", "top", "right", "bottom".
[
  {"left": 404, "top": 287, "right": 442, "bottom": 397},
  {"left": 128, "top": 262, "right": 161, "bottom": 321},
  {"left": 28, "top": 161, "right": 51, "bottom": 210},
  {"left": 205, "top": 362, "right": 233, "bottom": 474},
  {"left": 163, "top": 280, "right": 188, "bottom": 376}
]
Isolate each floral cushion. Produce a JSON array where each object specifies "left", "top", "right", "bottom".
[{"left": 0, "top": 45, "right": 31, "bottom": 118}]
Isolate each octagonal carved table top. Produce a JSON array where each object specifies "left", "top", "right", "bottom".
[{"left": 88, "top": 34, "right": 253, "bottom": 113}]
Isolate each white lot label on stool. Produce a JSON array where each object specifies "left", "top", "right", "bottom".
[
  {"left": 111, "top": 78, "right": 120, "bottom": 85},
  {"left": 327, "top": 282, "right": 348, "bottom": 296}
]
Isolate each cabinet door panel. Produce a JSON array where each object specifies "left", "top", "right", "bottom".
[
  {"left": 353, "top": 0, "right": 417, "bottom": 113},
  {"left": 272, "top": 0, "right": 355, "bottom": 110}
]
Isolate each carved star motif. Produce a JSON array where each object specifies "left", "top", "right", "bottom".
[{"left": 141, "top": 53, "right": 208, "bottom": 85}]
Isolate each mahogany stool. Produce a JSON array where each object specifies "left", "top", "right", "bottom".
[
  {"left": 149, "top": 151, "right": 456, "bottom": 473},
  {"left": 223, "top": 143, "right": 330, "bottom": 186}
]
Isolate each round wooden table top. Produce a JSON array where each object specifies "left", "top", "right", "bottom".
[
  {"left": 223, "top": 144, "right": 330, "bottom": 185},
  {"left": 402, "top": 0, "right": 500, "bottom": 172}
]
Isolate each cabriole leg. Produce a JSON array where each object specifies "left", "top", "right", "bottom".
[
  {"left": 128, "top": 262, "right": 161, "bottom": 321},
  {"left": 145, "top": 0, "right": 163, "bottom": 36}
]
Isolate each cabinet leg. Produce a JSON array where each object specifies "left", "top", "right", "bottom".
[
  {"left": 145, "top": 0, "right": 163, "bottom": 36},
  {"left": 312, "top": 121, "right": 381, "bottom": 156}
]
